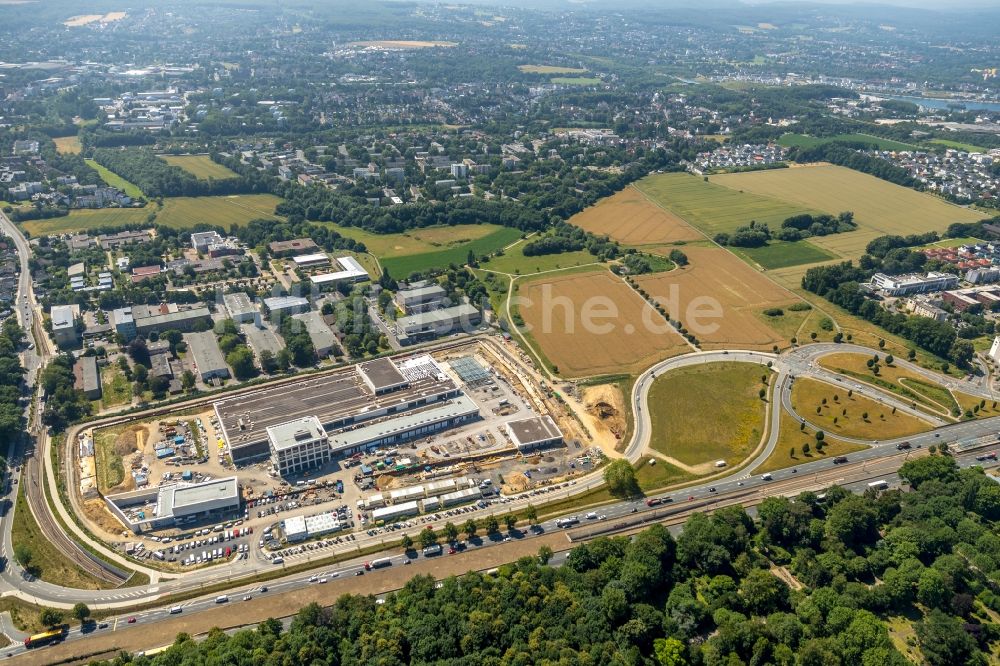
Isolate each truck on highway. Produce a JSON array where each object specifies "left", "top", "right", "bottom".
[
  {"left": 365, "top": 557, "right": 393, "bottom": 570},
  {"left": 556, "top": 516, "right": 580, "bottom": 528},
  {"left": 422, "top": 544, "right": 443, "bottom": 557},
  {"left": 24, "top": 629, "right": 64, "bottom": 649}
]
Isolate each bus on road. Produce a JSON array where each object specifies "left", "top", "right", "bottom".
[{"left": 24, "top": 629, "right": 64, "bottom": 649}]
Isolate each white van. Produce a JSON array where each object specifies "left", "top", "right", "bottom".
[
  {"left": 714, "top": 460, "right": 727, "bottom": 468},
  {"left": 169, "top": 606, "right": 182, "bottom": 614},
  {"left": 215, "top": 595, "right": 228, "bottom": 604},
  {"left": 761, "top": 473, "right": 773, "bottom": 481}
]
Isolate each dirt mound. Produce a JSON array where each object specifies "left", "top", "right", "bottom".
[
  {"left": 83, "top": 498, "right": 127, "bottom": 537},
  {"left": 592, "top": 401, "right": 618, "bottom": 419},
  {"left": 114, "top": 425, "right": 146, "bottom": 457},
  {"left": 377, "top": 474, "right": 401, "bottom": 490},
  {"left": 503, "top": 472, "right": 530, "bottom": 494}
]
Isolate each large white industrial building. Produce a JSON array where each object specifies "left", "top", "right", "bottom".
[{"left": 105, "top": 477, "right": 241, "bottom": 533}]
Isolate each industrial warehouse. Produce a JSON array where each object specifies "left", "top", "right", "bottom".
[
  {"left": 106, "top": 477, "right": 241, "bottom": 533},
  {"left": 215, "top": 354, "right": 472, "bottom": 465},
  {"left": 84, "top": 340, "right": 596, "bottom": 555}
]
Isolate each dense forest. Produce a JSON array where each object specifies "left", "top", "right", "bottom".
[
  {"left": 521, "top": 222, "right": 621, "bottom": 260},
  {"left": 94, "top": 454, "right": 1000, "bottom": 666},
  {"left": 91, "top": 149, "right": 265, "bottom": 198},
  {"left": 0, "top": 319, "right": 25, "bottom": 445}
]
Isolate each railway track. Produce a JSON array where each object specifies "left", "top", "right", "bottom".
[{"left": 23, "top": 451, "right": 128, "bottom": 586}]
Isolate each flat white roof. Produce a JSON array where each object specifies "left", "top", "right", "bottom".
[
  {"left": 267, "top": 416, "right": 327, "bottom": 452},
  {"left": 309, "top": 255, "right": 370, "bottom": 284},
  {"left": 372, "top": 500, "right": 419, "bottom": 521},
  {"left": 51, "top": 304, "right": 76, "bottom": 330},
  {"left": 292, "top": 252, "right": 330, "bottom": 265},
  {"left": 264, "top": 295, "right": 309, "bottom": 310}
]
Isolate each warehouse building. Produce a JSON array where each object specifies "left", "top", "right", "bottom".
[
  {"left": 358, "top": 357, "right": 408, "bottom": 395},
  {"left": 266, "top": 416, "right": 331, "bottom": 476},
  {"left": 394, "top": 283, "right": 447, "bottom": 314},
  {"left": 73, "top": 356, "right": 101, "bottom": 400},
  {"left": 112, "top": 305, "right": 212, "bottom": 341},
  {"left": 283, "top": 511, "right": 344, "bottom": 542},
  {"left": 870, "top": 271, "right": 958, "bottom": 297},
  {"left": 372, "top": 500, "right": 419, "bottom": 523},
  {"left": 396, "top": 302, "right": 481, "bottom": 344},
  {"left": 327, "top": 395, "right": 480, "bottom": 454},
  {"left": 292, "top": 252, "right": 330, "bottom": 269},
  {"left": 291, "top": 311, "right": 338, "bottom": 358},
  {"left": 105, "top": 477, "right": 240, "bottom": 533},
  {"left": 264, "top": 295, "right": 310, "bottom": 318},
  {"left": 223, "top": 292, "right": 258, "bottom": 324},
  {"left": 50, "top": 304, "right": 79, "bottom": 347},
  {"left": 439, "top": 486, "right": 482, "bottom": 508},
  {"left": 214, "top": 354, "right": 463, "bottom": 464},
  {"left": 506, "top": 415, "right": 563, "bottom": 453},
  {"left": 309, "top": 256, "right": 369, "bottom": 286},
  {"left": 186, "top": 331, "right": 230, "bottom": 381}
]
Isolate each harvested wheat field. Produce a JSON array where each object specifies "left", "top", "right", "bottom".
[
  {"left": 713, "top": 165, "right": 982, "bottom": 261},
  {"left": 634, "top": 245, "right": 803, "bottom": 351},
  {"left": 570, "top": 186, "right": 703, "bottom": 246},
  {"left": 518, "top": 269, "right": 690, "bottom": 377}
]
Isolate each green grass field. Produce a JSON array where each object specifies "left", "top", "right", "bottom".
[
  {"left": 481, "top": 243, "right": 598, "bottom": 275},
  {"left": 731, "top": 240, "right": 836, "bottom": 269},
  {"left": 777, "top": 133, "right": 922, "bottom": 151},
  {"left": 929, "top": 138, "right": 987, "bottom": 152},
  {"left": 11, "top": 480, "right": 114, "bottom": 590},
  {"left": 647, "top": 362, "right": 771, "bottom": 468},
  {"left": 383, "top": 227, "right": 523, "bottom": 277},
  {"left": 155, "top": 194, "right": 282, "bottom": 230},
  {"left": 791, "top": 377, "right": 932, "bottom": 440},
  {"left": 160, "top": 155, "right": 238, "bottom": 180},
  {"left": 22, "top": 207, "right": 150, "bottom": 235},
  {"left": 317, "top": 223, "right": 510, "bottom": 257},
  {"left": 21, "top": 194, "right": 283, "bottom": 235},
  {"left": 100, "top": 363, "right": 131, "bottom": 409},
  {"left": 85, "top": 159, "right": 145, "bottom": 198},
  {"left": 635, "top": 172, "right": 814, "bottom": 237},
  {"left": 756, "top": 411, "right": 868, "bottom": 474},
  {"left": 551, "top": 77, "right": 602, "bottom": 85}
]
